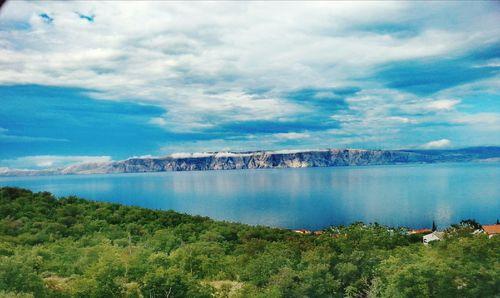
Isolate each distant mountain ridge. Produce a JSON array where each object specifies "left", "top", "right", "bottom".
[{"left": 1, "top": 147, "right": 500, "bottom": 177}]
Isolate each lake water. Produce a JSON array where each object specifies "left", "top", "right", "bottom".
[{"left": 1, "top": 163, "right": 499, "bottom": 230}]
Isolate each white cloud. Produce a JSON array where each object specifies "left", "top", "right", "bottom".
[
  {"left": 272, "top": 149, "right": 328, "bottom": 154},
  {"left": 473, "top": 59, "right": 500, "bottom": 68},
  {"left": 421, "top": 139, "right": 451, "bottom": 149},
  {"left": 149, "top": 117, "right": 167, "bottom": 126},
  {"left": 169, "top": 152, "right": 213, "bottom": 158},
  {"left": 0, "top": 1, "right": 497, "bottom": 134},
  {"left": 273, "top": 132, "right": 311, "bottom": 140},
  {"left": 386, "top": 116, "right": 417, "bottom": 124},
  {"left": 0, "top": 2, "right": 498, "bottom": 152},
  {"left": 425, "top": 99, "right": 460, "bottom": 111},
  {"left": 127, "top": 155, "right": 157, "bottom": 159},
  {"left": 214, "top": 152, "right": 253, "bottom": 158},
  {"left": 0, "top": 155, "right": 112, "bottom": 169},
  {"left": 0, "top": 127, "right": 68, "bottom": 142},
  {"left": 395, "top": 98, "right": 461, "bottom": 114},
  {"left": 450, "top": 113, "right": 500, "bottom": 125}
]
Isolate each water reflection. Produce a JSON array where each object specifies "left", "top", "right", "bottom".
[{"left": 1, "top": 163, "right": 499, "bottom": 230}]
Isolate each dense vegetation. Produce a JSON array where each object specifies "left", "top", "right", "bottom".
[{"left": 0, "top": 187, "right": 498, "bottom": 297}]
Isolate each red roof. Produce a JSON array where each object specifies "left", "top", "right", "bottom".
[{"left": 483, "top": 225, "right": 500, "bottom": 235}]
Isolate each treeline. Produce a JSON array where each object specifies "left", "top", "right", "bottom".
[{"left": 0, "top": 187, "right": 498, "bottom": 297}]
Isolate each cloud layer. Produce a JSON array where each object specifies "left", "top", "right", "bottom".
[
  {"left": 1, "top": 155, "right": 111, "bottom": 169},
  {"left": 421, "top": 139, "right": 451, "bottom": 149},
  {"left": 0, "top": 1, "right": 499, "bottom": 166}
]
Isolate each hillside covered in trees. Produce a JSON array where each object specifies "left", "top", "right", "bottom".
[{"left": 0, "top": 187, "right": 498, "bottom": 297}]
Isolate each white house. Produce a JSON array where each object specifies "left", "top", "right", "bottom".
[{"left": 423, "top": 231, "right": 445, "bottom": 245}]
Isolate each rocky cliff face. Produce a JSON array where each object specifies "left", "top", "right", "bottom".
[
  {"left": 109, "top": 149, "right": 422, "bottom": 173},
  {"left": 2, "top": 147, "right": 499, "bottom": 176}
]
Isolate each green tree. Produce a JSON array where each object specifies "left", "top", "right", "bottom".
[
  {"left": 141, "top": 267, "right": 211, "bottom": 298},
  {"left": 0, "top": 256, "right": 46, "bottom": 297}
]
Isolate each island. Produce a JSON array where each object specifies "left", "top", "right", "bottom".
[{"left": 2, "top": 147, "right": 500, "bottom": 176}]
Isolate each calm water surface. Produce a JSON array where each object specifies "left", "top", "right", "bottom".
[{"left": 1, "top": 163, "right": 499, "bottom": 230}]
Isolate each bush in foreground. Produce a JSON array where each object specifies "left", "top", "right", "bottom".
[{"left": 0, "top": 187, "right": 498, "bottom": 297}]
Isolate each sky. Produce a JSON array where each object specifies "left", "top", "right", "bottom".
[{"left": 0, "top": 1, "right": 499, "bottom": 169}]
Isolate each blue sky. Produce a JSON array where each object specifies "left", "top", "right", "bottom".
[{"left": 0, "top": 1, "right": 499, "bottom": 169}]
